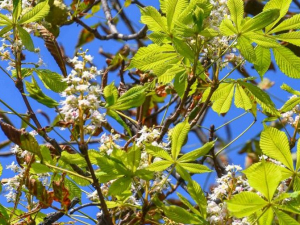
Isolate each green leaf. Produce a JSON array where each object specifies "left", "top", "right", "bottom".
[
  {"left": 294, "top": 176, "right": 300, "bottom": 191},
  {"left": 60, "top": 152, "right": 87, "bottom": 167},
  {"left": 226, "top": 192, "right": 268, "bottom": 218},
  {"left": 211, "top": 83, "right": 235, "bottom": 114},
  {"left": 273, "top": 45, "right": 300, "bottom": 79},
  {"left": 25, "top": 77, "right": 59, "bottom": 108},
  {"left": 177, "top": 192, "right": 200, "bottom": 216},
  {"left": 166, "top": 0, "right": 188, "bottom": 31},
  {"left": 11, "top": 68, "right": 33, "bottom": 78},
  {"left": 275, "top": 31, "right": 300, "bottom": 47},
  {"left": 199, "top": 28, "right": 219, "bottom": 37},
  {"left": 65, "top": 178, "right": 82, "bottom": 203},
  {"left": 0, "top": 14, "right": 12, "bottom": 25},
  {"left": 172, "top": 37, "right": 194, "bottom": 60},
  {"left": 20, "top": 133, "right": 42, "bottom": 157},
  {"left": 281, "top": 83, "right": 300, "bottom": 96},
  {"left": 171, "top": 119, "right": 190, "bottom": 159},
  {"left": 260, "top": 127, "right": 293, "bottom": 170},
  {"left": 178, "top": 141, "right": 214, "bottom": 163},
  {"left": 243, "top": 161, "right": 282, "bottom": 200},
  {"left": 30, "top": 163, "right": 51, "bottom": 174},
  {"left": 0, "top": 163, "right": 2, "bottom": 176},
  {"left": 147, "top": 160, "right": 173, "bottom": 171},
  {"left": 244, "top": 32, "right": 280, "bottom": 48},
  {"left": 263, "top": 0, "right": 292, "bottom": 32},
  {"left": 234, "top": 84, "right": 252, "bottom": 110},
  {"left": 241, "top": 9, "right": 280, "bottom": 33},
  {"left": 126, "top": 145, "right": 141, "bottom": 173},
  {"left": 104, "top": 82, "right": 118, "bottom": 107},
  {"left": 220, "top": 19, "right": 238, "bottom": 36},
  {"left": 145, "top": 144, "right": 173, "bottom": 161},
  {"left": 270, "top": 14, "right": 300, "bottom": 33},
  {"left": 158, "top": 64, "right": 186, "bottom": 84},
  {"left": 280, "top": 97, "right": 300, "bottom": 113},
  {"left": 174, "top": 71, "right": 187, "bottom": 98},
  {"left": 258, "top": 207, "right": 274, "bottom": 225},
  {"left": 0, "top": 204, "right": 9, "bottom": 225},
  {"left": 124, "top": 0, "right": 131, "bottom": 7},
  {"left": 237, "top": 36, "right": 256, "bottom": 63},
  {"left": 163, "top": 205, "right": 205, "bottom": 224},
  {"left": 96, "top": 156, "right": 129, "bottom": 175},
  {"left": 17, "top": 25, "right": 34, "bottom": 52},
  {"left": 107, "top": 109, "right": 132, "bottom": 136},
  {"left": 296, "top": 141, "right": 300, "bottom": 171},
  {"left": 18, "top": 0, "right": 50, "bottom": 24},
  {"left": 140, "top": 6, "right": 167, "bottom": 33},
  {"left": 110, "top": 85, "right": 146, "bottom": 110},
  {"left": 227, "top": 0, "right": 243, "bottom": 30},
  {"left": 275, "top": 209, "right": 299, "bottom": 225},
  {"left": 108, "top": 177, "right": 131, "bottom": 196},
  {"left": 254, "top": 46, "right": 271, "bottom": 79},
  {"left": 135, "top": 169, "right": 154, "bottom": 180},
  {"left": 175, "top": 164, "right": 191, "bottom": 181},
  {"left": 187, "top": 180, "right": 207, "bottom": 217},
  {"left": 179, "top": 163, "right": 212, "bottom": 174},
  {"left": 40, "top": 145, "right": 54, "bottom": 165},
  {"left": 34, "top": 69, "right": 67, "bottom": 93},
  {"left": 238, "top": 81, "right": 279, "bottom": 116},
  {"left": 0, "top": 25, "right": 13, "bottom": 37},
  {"left": 13, "top": 0, "right": 22, "bottom": 23}
]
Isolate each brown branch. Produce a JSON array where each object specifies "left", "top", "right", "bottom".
[{"left": 69, "top": 202, "right": 101, "bottom": 214}]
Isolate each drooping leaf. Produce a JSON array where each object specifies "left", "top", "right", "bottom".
[
  {"left": 226, "top": 192, "right": 268, "bottom": 218},
  {"left": 96, "top": 156, "right": 129, "bottom": 175},
  {"left": 34, "top": 69, "right": 67, "bottom": 93},
  {"left": 260, "top": 127, "right": 293, "bottom": 170},
  {"left": 171, "top": 119, "right": 190, "bottom": 159},
  {"left": 227, "top": 0, "right": 244, "bottom": 30},
  {"left": 240, "top": 9, "right": 280, "bottom": 33},
  {"left": 0, "top": 204, "right": 9, "bottom": 225},
  {"left": 243, "top": 161, "right": 282, "bottom": 200},
  {"left": 18, "top": 0, "right": 50, "bottom": 24},
  {"left": 126, "top": 145, "right": 141, "bottom": 173},
  {"left": 254, "top": 46, "right": 271, "bottom": 79},
  {"left": 187, "top": 180, "right": 207, "bottom": 217},
  {"left": 37, "top": 25, "right": 67, "bottom": 78},
  {"left": 17, "top": 25, "right": 34, "bottom": 52},
  {"left": 60, "top": 152, "right": 87, "bottom": 167},
  {"left": 273, "top": 45, "right": 300, "bottom": 79}
]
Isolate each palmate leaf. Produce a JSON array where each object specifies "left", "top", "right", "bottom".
[
  {"left": 125, "top": 145, "right": 141, "bottom": 173},
  {"left": 234, "top": 84, "right": 252, "bottom": 110},
  {"left": 166, "top": 0, "right": 188, "bottom": 31},
  {"left": 280, "top": 97, "right": 300, "bottom": 113},
  {"left": 243, "top": 161, "right": 282, "bottom": 200},
  {"left": 254, "top": 46, "right": 271, "bottom": 79},
  {"left": 140, "top": 6, "right": 168, "bottom": 33},
  {"left": 187, "top": 180, "right": 207, "bottom": 218},
  {"left": 17, "top": 25, "right": 34, "bottom": 52},
  {"left": 104, "top": 82, "right": 118, "bottom": 107},
  {"left": 0, "top": 25, "right": 13, "bottom": 37},
  {"left": 226, "top": 192, "right": 268, "bottom": 218},
  {"left": 270, "top": 14, "right": 300, "bottom": 33},
  {"left": 163, "top": 205, "right": 206, "bottom": 224},
  {"left": 174, "top": 72, "right": 187, "bottom": 98},
  {"left": 211, "top": 83, "right": 235, "bottom": 114},
  {"left": 178, "top": 141, "right": 214, "bottom": 163},
  {"left": 244, "top": 32, "right": 280, "bottom": 48},
  {"left": 171, "top": 119, "right": 190, "bottom": 159},
  {"left": 274, "top": 209, "right": 299, "bottom": 225},
  {"left": 145, "top": 144, "right": 173, "bottom": 161},
  {"left": 13, "top": 0, "right": 22, "bottom": 23},
  {"left": 177, "top": 192, "right": 201, "bottom": 216},
  {"left": 147, "top": 160, "right": 173, "bottom": 172},
  {"left": 273, "top": 45, "right": 300, "bottom": 79},
  {"left": 18, "top": 0, "right": 50, "bottom": 24},
  {"left": 275, "top": 31, "right": 300, "bottom": 47},
  {"left": 158, "top": 64, "right": 186, "bottom": 84},
  {"left": 260, "top": 127, "right": 293, "bottom": 170},
  {"left": 179, "top": 163, "right": 212, "bottom": 174},
  {"left": 237, "top": 36, "right": 256, "bottom": 63},
  {"left": 227, "top": 0, "right": 244, "bottom": 30},
  {"left": 240, "top": 9, "right": 280, "bottom": 33},
  {"left": 238, "top": 81, "right": 279, "bottom": 116},
  {"left": 108, "top": 177, "right": 131, "bottom": 196},
  {"left": 258, "top": 207, "right": 274, "bottom": 225},
  {"left": 219, "top": 19, "right": 237, "bottom": 36},
  {"left": 34, "top": 69, "right": 67, "bottom": 93},
  {"left": 263, "top": 0, "right": 292, "bottom": 32},
  {"left": 297, "top": 141, "right": 300, "bottom": 171}
]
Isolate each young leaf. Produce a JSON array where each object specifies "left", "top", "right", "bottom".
[
  {"left": 171, "top": 119, "right": 190, "bottom": 159},
  {"left": 227, "top": 0, "right": 244, "bottom": 30},
  {"left": 280, "top": 97, "right": 300, "bottom": 113},
  {"left": 178, "top": 141, "right": 214, "bottom": 163},
  {"left": 107, "top": 109, "right": 132, "bottom": 136},
  {"left": 177, "top": 192, "right": 201, "bottom": 216},
  {"left": 34, "top": 69, "right": 67, "bottom": 93},
  {"left": 273, "top": 45, "right": 300, "bottom": 79},
  {"left": 296, "top": 140, "right": 300, "bottom": 171},
  {"left": 254, "top": 46, "right": 271, "bottom": 79},
  {"left": 145, "top": 144, "right": 173, "bottom": 161},
  {"left": 135, "top": 169, "right": 154, "bottom": 180},
  {"left": 60, "top": 152, "right": 87, "bottom": 167},
  {"left": 274, "top": 209, "right": 299, "bottom": 225},
  {"left": 243, "top": 161, "right": 282, "bottom": 200},
  {"left": 147, "top": 160, "right": 173, "bottom": 172},
  {"left": 108, "top": 177, "right": 131, "bottom": 196},
  {"left": 13, "top": 0, "right": 22, "bottom": 23},
  {"left": 104, "top": 82, "right": 118, "bottom": 107},
  {"left": 0, "top": 204, "right": 9, "bottom": 225},
  {"left": 234, "top": 84, "right": 252, "bottom": 110},
  {"left": 179, "top": 163, "right": 212, "bottom": 174},
  {"left": 281, "top": 83, "right": 300, "bottom": 96},
  {"left": 237, "top": 36, "right": 256, "bottom": 63},
  {"left": 240, "top": 9, "right": 280, "bottom": 33},
  {"left": 275, "top": 31, "right": 300, "bottom": 47},
  {"left": 220, "top": 19, "right": 238, "bottom": 36},
  {"left": 263, "top": 0, "right": 292, "bottom": 32},
  {"left": 163, "top": 205, "right": 205, "bottom": 224},
  {"left": 226, "top": 192, "right": 268, "bottom": 218},
  {"left": 96, "top": 156, "right": 129, "bottom": 175},
  {"left": 126, "top": 145, "right": 141, "bottom": 173},
  {"left": 270, "top": 14, "right": 300, "bottom": 33},
  {"left": 258, "top": 207, "right": 274, "bottom": 225},
  {"left": 25, "top": 77, "right": 59, "bottom": 108},
  {"left": 244, "top": 32, "right": 280, "bottom": 48},
  {"left": 187, "top": 180, "right": 207, "bottom": 217},
  {"left": 17, "top": 25, "right": 34, "bottom": 52},
  {"left": 30, "top": 163, "right": 52, "bottom": 174},
  {"left": 260, "top": 127, "right": 293, "bottom": 170},
  {"left": 18, "top": 0, "right": 50, "bottom": 24},
  {"left": 0, "top": 25, "right": 13, "bottom": 37},
  {"left": 140, "top": 6, "right": 168, "bottom": 33},
  {"left": 174, "top": 72, "right": 187, "bottom": 99},
  {"left": 166, "top": 0, "right": 188, "bottom": 31},
  {"left": 211, "top": 83, "right": 235, "bottom": 114}
]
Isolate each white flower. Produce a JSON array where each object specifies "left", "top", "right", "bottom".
[{"left": 84, "top": 54, "right": 94, "bottom": 62}]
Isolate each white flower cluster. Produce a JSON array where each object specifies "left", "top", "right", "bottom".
[
  {"left": 136, "top": 126, "right": 161, "bottom": 146},
  {"left": 60, "top": 51, "right": 106, "bottom": 135},
  {"left": 281, "top": 95, "right": 300, "bottom": 127},
  {"left": 207, "top": 165, "right": 250, "bottom": 224}
]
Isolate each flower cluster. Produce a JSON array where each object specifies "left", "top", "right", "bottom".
[
  {"left": 60, "top": 51, "right": 106, "bottom": 135},
  {"left": 281, "top": 95, "right": 300, "bottom": 127}
]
